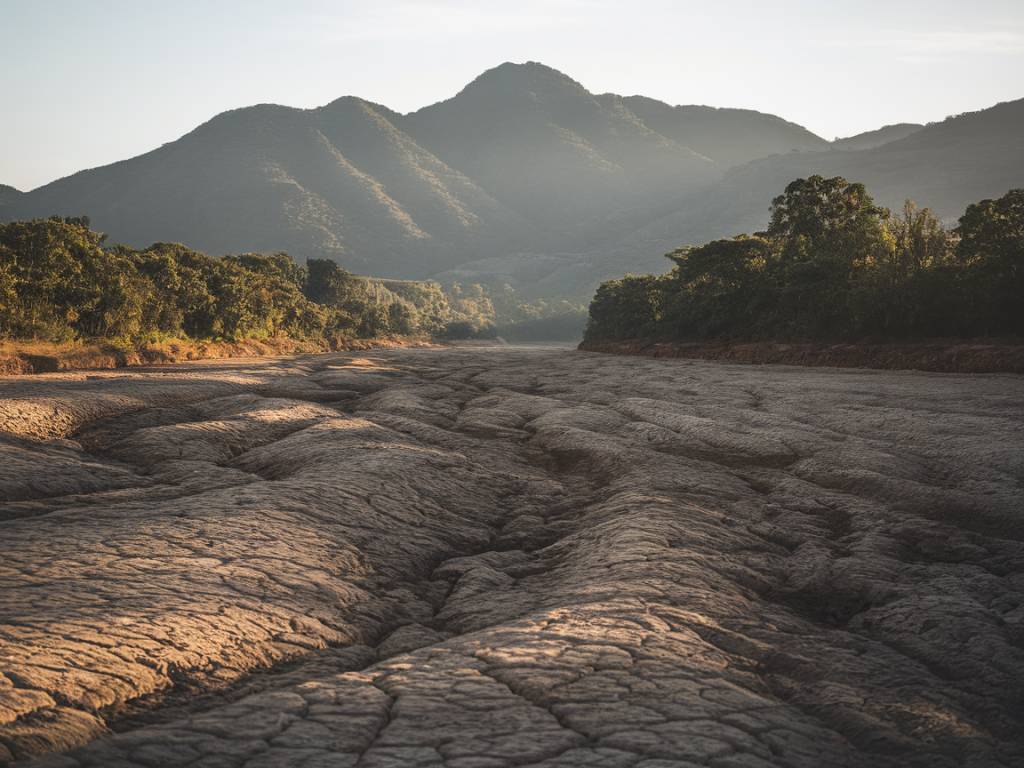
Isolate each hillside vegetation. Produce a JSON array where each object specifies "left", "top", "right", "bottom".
[
  {"left": 619, "top": 95, "right": 830, "bottom": 166},
  {"left": 0, "top": 184, "right": 22, "bottom": 207},
  {"left": 7, "top": 61, "right": 974, "bottom": 301},
  {"left": 3, "top": 63, "right": 1020, "bottom": 303},
  {"left": 831, "top": 123, "right": 924, "bottom": 151},
  {"left": 0, "top": 217, "right": 497, "bottom": 350},
  {"left": 585, "top": 180, "right": 1023, "bottom": 344}
]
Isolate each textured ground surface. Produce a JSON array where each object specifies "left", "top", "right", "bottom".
[{"left": 1, "top": 346, "right": 1022, "bottom": 767}]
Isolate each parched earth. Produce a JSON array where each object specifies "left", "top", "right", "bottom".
[{"left": 1, "top": 346, "right": 1023, "bottom": 768}]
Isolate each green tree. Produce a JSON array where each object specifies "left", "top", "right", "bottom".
[
  {"left": 584, "top": 180, "right": 1020, "bottom": 345},
  {"left": 665, "top": 236, "right": 773, "bottom": 338},
  {"left": 387, "top": 302, "right": 416, "bottom": 335},
  {"left": 768, "top": 175, "right": 889, "bottom": 252},
  {"left": 140, "top": 243, "right": 221, "bottom": 337},
  {"left": 585, "top": 275, "right": 664, "bottom": 341},
  {"left": 767, "top": 176, "right": 892, "bottom": 337},
  {"left": 867, "top": 201, "right": 954, "bottom": 336},
  {"left": 954, "top": 189, "right": 1024, "bottom": 334},
  {"left": 0, "top": 217, "right": 107, "bottom": 337},
  {"left": 305, "top": 258, "right": 357, "bottom": 305}
]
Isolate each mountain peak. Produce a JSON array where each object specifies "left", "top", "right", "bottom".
[
  {"left": 183, "top": 102, "right": 307, "bottom": 143},
  {"left": 0, "top": 184, "right": 23, "bottom": 205},
  {"left": 457, "top": 61, "right": 589, "bottom": 99},
  {"left": 475, "top": 60, "right": 576, "bottom": 80},
  {"left": 319, "top": 95, "right": 401, "bottom": 121}
]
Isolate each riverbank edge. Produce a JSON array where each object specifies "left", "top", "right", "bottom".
[
  {"left": 0, "top": 336, "right": 440, "bottom": 376},
  {"left": 578, "top": 339, "right": 1024, "bottom": 373}
]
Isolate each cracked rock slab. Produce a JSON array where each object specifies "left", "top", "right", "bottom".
[{"left": 1, "top": 347, "right": 1022, "bottom": 767}]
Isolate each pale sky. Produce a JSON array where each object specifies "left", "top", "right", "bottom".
[{"left": 2, "top": 0, "right": 1023, "bottom": 191}]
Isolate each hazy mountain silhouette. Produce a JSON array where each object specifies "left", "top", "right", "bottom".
[
  {"left": 0, "top": 185, "right": 21, "bottom": 208},
  {"left": 399, "top": 63, "right": 717, "bottom": 244},
  {"left": 618, "top": 95, "right": 830, "bottom": 167},
  {"left": 832, "top": 123, "right": 924, "bottom": 151},
  {"left": 5, "top": 99, "right": 524, "bottom": 277},
  {"left": 4, "top": 63, "right": 1021, "bottom": 295}
]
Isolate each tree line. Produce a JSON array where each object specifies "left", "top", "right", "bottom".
[
  {"left": 585, "top": 179, "right": 1023, "bottom": 344},
  {"left": 0, "top": 217, "right": 496, "bottom": 343}
]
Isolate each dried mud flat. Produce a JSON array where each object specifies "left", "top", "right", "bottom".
[{"left": 1, "top": 346, "right": 1023, "bottom": 768}]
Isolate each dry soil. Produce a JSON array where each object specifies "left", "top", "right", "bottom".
[{"left": 1, "top": 346, "right": 1023, "bottom": 767}]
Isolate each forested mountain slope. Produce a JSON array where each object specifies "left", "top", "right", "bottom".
[
  {"left": 4, "top": 65, "right": 1020, "bottom": 298},
  {"left": 831, "top": 122, "right": 924, "bottom": 151}
]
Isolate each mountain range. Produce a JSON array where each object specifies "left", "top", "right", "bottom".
[
  {"left": 0, "top": 185, "right": 22, "bottom": 207},
  {"left": 831, "top": 123, "right": 924, "bottom": 151},
  {"left": 3, "top": 62, "right": 1022, "bottom": 298}
]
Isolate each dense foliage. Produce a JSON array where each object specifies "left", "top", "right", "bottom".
[
  {"left": 0, "top": 217, "right": 492, "bottom": 343},
  {"left": 585, "top": 179, "right": 1024, "bottom": 343}
]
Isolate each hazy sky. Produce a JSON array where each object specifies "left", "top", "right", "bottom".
[{"left": 2, "top": 0, "right": 1023, "bottom": 191}]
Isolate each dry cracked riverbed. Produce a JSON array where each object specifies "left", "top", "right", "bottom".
[{"left": 1, "top": 346, "right": 1023, "bottom": 768}]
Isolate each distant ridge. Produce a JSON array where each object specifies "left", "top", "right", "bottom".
[
  {"left": 619, "top": 94, "right": 830, "bottom": 167},
  {"left": 4, "top": 64, "right": 1021, "bottom": 297},
  {"left": 832, "top": 123, "right": 924, "bottom": 151},
  {"left": 0, "top": 185, "right": 22, "bottom": 207}
]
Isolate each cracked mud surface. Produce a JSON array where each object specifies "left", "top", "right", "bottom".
[{"left": 1, "top": 346, "right": 1023, "bottom": 767}]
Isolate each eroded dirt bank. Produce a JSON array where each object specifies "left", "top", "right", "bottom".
[
  {"left": 0, "top": 338, "right": 437, "bottom": 376},
  {"left": 579, "top": 339, "right": 1024, "bottom": 373},
  {"left": 1, "top": 347, "right": 1023, "bottom": 767}
]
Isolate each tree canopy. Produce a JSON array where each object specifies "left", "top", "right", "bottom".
[
  {"left": 0, "top": 217, "right": 497, "bottom": 344},
  {"left": 585, "top": 180, "right": 1023, "bottom": 343}
]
